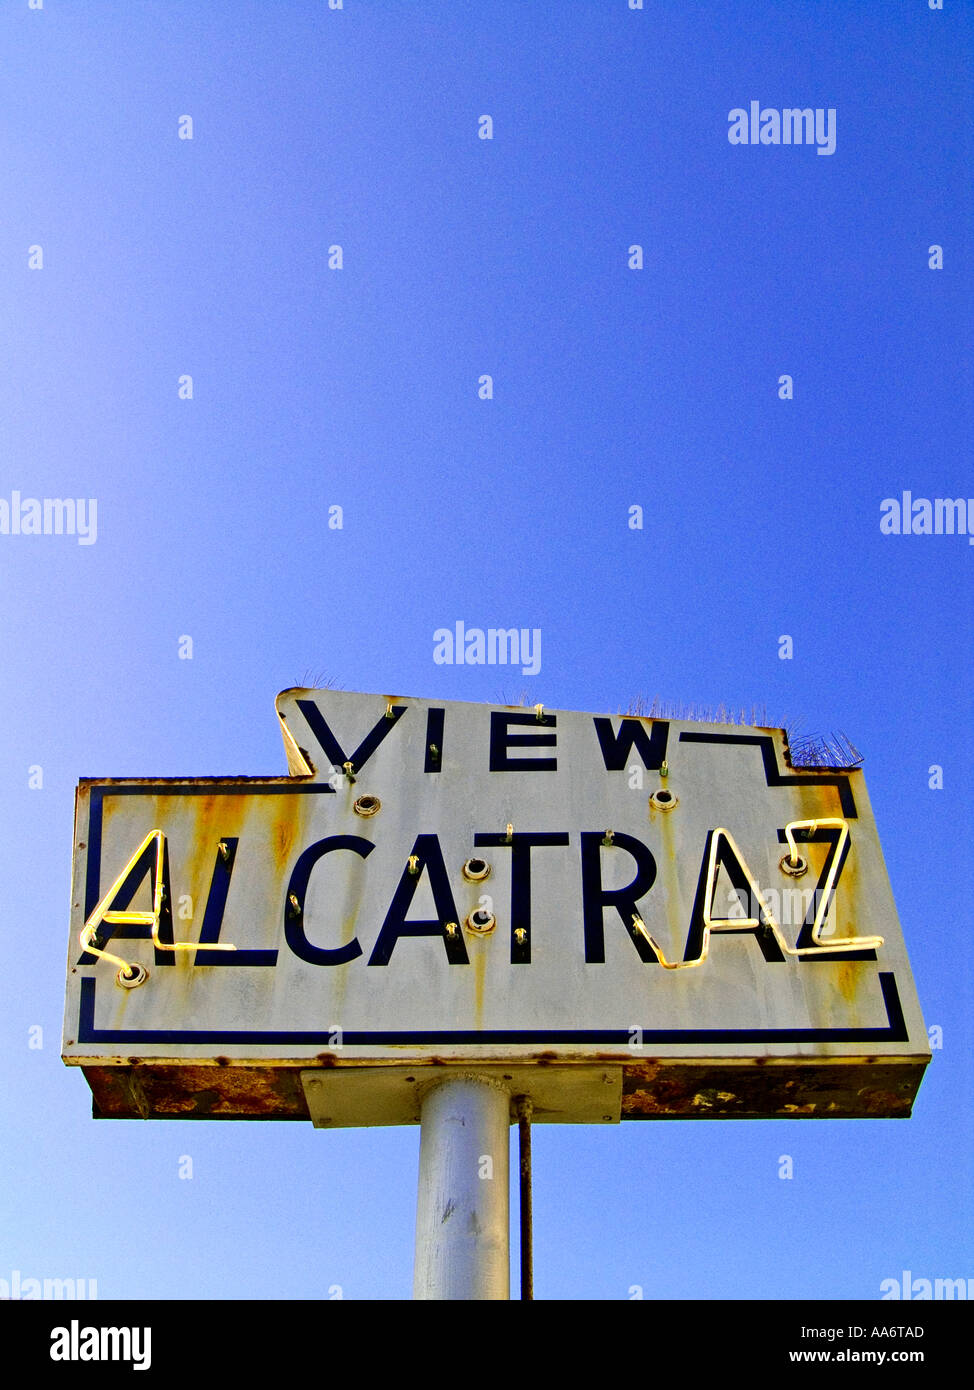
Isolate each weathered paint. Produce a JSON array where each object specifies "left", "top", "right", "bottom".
[
  {"left": 80, "top": 1056, "right": 921, "bottom": 1121},
  {"left": 63, "top": 689, "right": 930, "bottom": 1123}
]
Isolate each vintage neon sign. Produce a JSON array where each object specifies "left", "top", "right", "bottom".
[{"left": 63, "top": 690, "right": 930, "bottom": 1122}]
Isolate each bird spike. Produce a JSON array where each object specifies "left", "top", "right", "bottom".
[{"left": 623, "top": 697, "right": 864, "bottom": 769}]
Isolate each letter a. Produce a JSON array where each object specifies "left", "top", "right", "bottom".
[
  {"left": 78, "top": 830, "right": 173, "bottom": 968},
  {"left": 727, "top": 109, "right": 748, "bottom": 145},
  {"left": 879, "top": 498, "right": 901, "bottom": 534}
]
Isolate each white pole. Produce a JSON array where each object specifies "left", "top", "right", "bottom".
[{"left": 413, "top": 1074, "right": 511, "bottom": 1300}]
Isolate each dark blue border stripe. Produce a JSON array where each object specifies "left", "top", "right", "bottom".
[
  {"left": 84, "top": 789, "right": 105, "bottom": 919},
  {"left": 76, "top": 971, "right": 909, "bottom": 1046},
  {"left": 677, "top": 731, "right": 858, "bottom": 818}
]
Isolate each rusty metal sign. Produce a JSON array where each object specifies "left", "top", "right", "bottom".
[{"left": 62, "top": 689, "right": 929, "bottom": 1122}]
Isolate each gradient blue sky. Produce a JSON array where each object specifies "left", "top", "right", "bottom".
[{"left": 1, "top": 1, "right": 971, "bottom": 1300}]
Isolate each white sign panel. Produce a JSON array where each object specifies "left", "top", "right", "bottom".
[{"left": 63, "top": 690, "right": 929, "bottom": 1121}]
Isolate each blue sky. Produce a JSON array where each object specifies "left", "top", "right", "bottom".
[{"left": 1, "top": 0, "right": 971, "bottom": 1300}]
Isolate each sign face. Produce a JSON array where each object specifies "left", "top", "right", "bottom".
[{"left": 63, "top": 689, "right": 929, "bottom": 1122}]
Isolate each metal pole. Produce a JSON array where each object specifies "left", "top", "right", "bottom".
[
  {"left": 515, "top": 1095, "right": 533, "bottom": 1300},
  {"left": 413, "top": 1074, "right": 510, "bottom": 1300}
]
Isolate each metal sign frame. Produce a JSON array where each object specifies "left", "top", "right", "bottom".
[{"left": 63, "top": 689, "right": 930, "bottom": 1122}]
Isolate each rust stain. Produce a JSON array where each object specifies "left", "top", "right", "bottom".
[
  {"left": 266, "top": 795, "right": 306, "bottom": 878},
  {"left": 179, "top": 792, "right": 249, "bottom": 912},
  {"left": 795, "top": 775, "right": 844, "bottom": 816},
  {"left": 472, "top": 933, "right": 487, "bottom": 1031},
  {"left": 78, "top": 1055, "right": 928, "bottom": 1120},
  {"left": 625, "top": 1059, "right": 663, "bottom": 1083},
  {"left": 835, "top": 960, "right": 859, "bottom": 1008}
]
